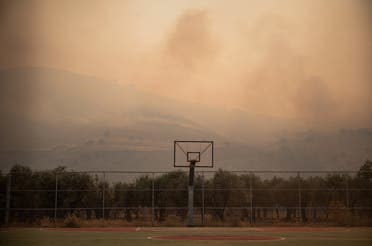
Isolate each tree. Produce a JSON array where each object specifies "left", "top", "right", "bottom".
[
  {"left": 206, "top": 169, "right": 239, "bottom": 221},
  {"left": 154, "top": 171, "right": 188, "bottom": 222},
  {"left": 358, "top": 160, "right": 372, "bottom": 182}
]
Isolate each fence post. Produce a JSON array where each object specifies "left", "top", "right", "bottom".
[
  {"left": 346, "top": 178, "right": 349, "bottom": 209},
  {"left": 298, "top": 172, "right": 302, "bottom": 223},
  {"left": 152, "top": 172, "right": 155, "bottom": 227},
  {"left": 5, "top": 172, "right": 11, "bottom": 225},
  {"left": 54, "top": 173, "right": 58, "bottom": 226},
  {"left": 202, "top": 171, "right": 205, "bottom": 226},
  {"left": 102, "top": 172, "right": 106, "bottom": 227},
  {"left": 250, "top": 171, "right": 253, "bottom": 225}
]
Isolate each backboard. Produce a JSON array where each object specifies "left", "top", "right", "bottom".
[{"left": 174, "top": 141, "right": 214, "bottom": 167}]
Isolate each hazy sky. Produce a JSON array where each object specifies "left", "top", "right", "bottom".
[{"left": 1, "top": 0, "right": 371, "bottom": 130}]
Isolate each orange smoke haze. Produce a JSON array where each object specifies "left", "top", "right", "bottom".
[{"left": 1, "top": 0, "right": 371, "bottom": 130}]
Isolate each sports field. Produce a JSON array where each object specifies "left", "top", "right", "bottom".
[{"left": 1, "top": 227, "right": 371, "bottom": 246}]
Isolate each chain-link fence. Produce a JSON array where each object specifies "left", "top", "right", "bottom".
[{"left": 1, "top": 169, "right": 371, "bottom": 227}]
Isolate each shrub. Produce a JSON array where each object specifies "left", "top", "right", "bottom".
[
  {"left": 63, "top": 214, "right": 81, "bottom": 228},
  {"left": 39, "top": 216, "right": 53, "bottom": 227}
]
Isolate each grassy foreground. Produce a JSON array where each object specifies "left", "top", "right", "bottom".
[{"left": 0, "top": 227, "right": 371, "bottom": 246}]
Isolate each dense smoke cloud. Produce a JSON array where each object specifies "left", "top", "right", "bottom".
[
  {"left": 0, "top": 0, "right": 371, "bottom": 131},
  {"left": 293, "top": 76, "right": 335, "bottom": 122},
  {"left": 165, "top": 9, "right": 217, "bottom": 71}
]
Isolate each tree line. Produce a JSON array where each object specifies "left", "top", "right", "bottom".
[{"left": 0, "top": 160, "right": 371, "bottom": 226}]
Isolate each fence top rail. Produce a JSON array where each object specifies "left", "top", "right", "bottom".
[{"left": 5, "top": 170, "right": 364, "bottom": 175}]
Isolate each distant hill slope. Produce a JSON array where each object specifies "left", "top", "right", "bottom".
[
  {"left": 0, "top": 67, "right": 371, "bottom": 172},
  {"left": 0, "top": 67, "right": 223, "bottom": 150}
]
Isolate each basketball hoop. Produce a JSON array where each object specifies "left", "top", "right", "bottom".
[{"left": 173, "top": 140, "right": 214, "bottom": 226}]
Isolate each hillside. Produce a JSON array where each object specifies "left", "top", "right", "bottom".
[{"left": 0, "top": 67, "right": 371, "bottom": 171}]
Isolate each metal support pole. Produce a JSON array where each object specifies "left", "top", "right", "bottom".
[
  {"left": 5, "top": 172, "right": 11, "bottom": 225},
  {"left": 250, "top": 172, "right": 253, "bottom": 225},
  {"left": 298, "top": 172, "right": 302, "bottom": 223},
  {"left": 102, "top": 172, "right": 106, "bottom": 227},
  {"left": 202, "top": 171, "right": 205, "bottom": 226},
  {"left": 187, "top": 161, "right": 195, "bottom": 227},
  {"left": 152, "top": 173, "right": 155, "bottom": 226},
  {"left": 187, "top": 186, "right": 194, "bottom": 226},
  {"left": 54, "top": 173, "right": 58, "bottom": 226}
]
